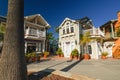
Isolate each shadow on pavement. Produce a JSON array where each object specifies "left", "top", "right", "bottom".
[
  {"left": 61, "top": 59, "right": 83, "bottom": 72},
  {"left": 28, "top": 69, "right": 55, "bottom": 80}
]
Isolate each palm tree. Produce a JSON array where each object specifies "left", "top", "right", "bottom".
[
  {"left": 0, "top": 0, "right": 27, "bottom": 80},
  {"left": 80, "top": 31, "right": 91, "bottom": 54}
]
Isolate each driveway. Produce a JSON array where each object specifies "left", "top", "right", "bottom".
[{"left": 27, "top": 57, "right": 120, "bottom": 80}]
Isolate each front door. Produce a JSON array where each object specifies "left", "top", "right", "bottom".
[{"left": 65, "top": 42, "right": 71, "bottom": 57}]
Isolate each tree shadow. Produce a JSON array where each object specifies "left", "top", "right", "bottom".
[
  {"left": 61, "top": 58, "right": 83, "bottom": 72},
  {"left": 28, "top": 60, "right": 69, "bottom": 80},
  {"left": 28, "top": 69, "right": 55, "bottom": 80},
  {"left": 28, "top": 56, "right": 84, "bottom": 80}
]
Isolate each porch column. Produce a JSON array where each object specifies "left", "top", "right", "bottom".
[
  {"left": 25, "top": 42, "right": 27, "bottom": 54},
  {"left": 111, "top": 23, "right": 114, "bottom": 37},
  {"left": 26, "top": 27, "right": 30, "bottom": 35},
  {"left": 36, "top": 42, "right": 38, "bottom": 52},
  {"left": 42, "top": 40, "right": 45, "bottom": 52}
]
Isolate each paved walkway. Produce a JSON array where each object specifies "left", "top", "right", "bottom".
[{"left": 27, "top": 56, "right": 120, "bottom": 80}]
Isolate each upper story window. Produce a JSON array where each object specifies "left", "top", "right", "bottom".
[
  {"left": 66, "top": 23, "right": 69, "bottom": 25},
  {"left": 29, "top": 27, "right": 37, "bottom": 36},
  {"left": 67, "top": 28, "right": 69, "bottom": 34},
  {"left": 63, "top": 29, "right": 65, "bottom": 35},
  {"left": 71, "top": 27, "right": 74, "bottom": 33}
]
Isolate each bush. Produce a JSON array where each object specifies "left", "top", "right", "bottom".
[
  {"left": 71, "top": 49, "right": 79, "bottom": 57},
  {"left": 43, "top": 51, "right": 49, "bottom": 56},
  {"left": 56, "top": 48, "right": 63, "bottom": 55},
  {"left": 31, "top": 52, "right": 36, "bottom": 58},
  {"left": 101, "top": 52, "right": 108, "bottom": 56}
]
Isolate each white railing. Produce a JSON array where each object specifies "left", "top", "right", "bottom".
[{"left": 25, "top": 30, "right": 46, "bottom": 39}]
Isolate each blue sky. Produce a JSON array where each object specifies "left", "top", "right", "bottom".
[{"left": 0, "top": 0, "right": 120, "bottom": 38}]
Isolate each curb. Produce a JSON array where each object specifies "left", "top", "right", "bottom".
[{"left": 52, "top": 70, "right": 96, "bottom": 80}]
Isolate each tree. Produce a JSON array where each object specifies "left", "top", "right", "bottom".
[
  {"left": 55, "top": 26, "right": 59, "bottom": 33},
  {"left": 46, "top": 32, "right": 54, "bottom": 52},
  {"left": 0, "top": 0, "right": 27, "bottom": 80},
  {"left": 80, "top": 31, "right": 91, "bottom": 54}
]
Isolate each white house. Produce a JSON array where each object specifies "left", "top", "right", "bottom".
[
  {"left": 58, "top": 17, "right": 104, "bottom": 59},
  {"left": 24, "top": 14, "right": 50, "bottom": 54},
  {"left": 0, "top": 14, "right": 50, "bottom": 54},
  {"left": 58, "top": 17, "right": 93, "bottom": 58}
]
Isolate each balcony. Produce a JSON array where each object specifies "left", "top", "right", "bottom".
[
  {"left": 60, "top": 33, "right": 75, "bottom": 38},
  {"left": 25, "top": 29, "right": 46, "bottom": 40}
]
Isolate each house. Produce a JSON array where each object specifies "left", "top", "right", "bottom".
[
  {"left": 99, "top": 20, "right": 118, "bottom": 57},
  {"left": 58, "top": 17, "right": 103, "bottom": 59},
  {"left": 24, "top": 14, "right": 50, "bottom": 54},
  {"left": 0, "top": 14, "right": 50, "bottom": 54}
]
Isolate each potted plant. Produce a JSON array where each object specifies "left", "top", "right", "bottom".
[
  {"left": 70, "top": 52, "right": 74, "bottom": 60},
  {"left": 43, "top": 51, "right": 49, "bottom": 59},
  {"left": 71, "top": 49, "right": 79, "bottom": 60},
  {"left": 56, "top": 48, "right": 63, "bottom": 57},
  {"left": 31, "top": 52, "right": 36, "bottom": 62},
  {"left": 60, "top": 52, "right": 64, "bottom": 57},
  {"left": 84, "top": 53, "right": 90, "bottom": 60},
  {"left": 80, "top": 32, "right": 91, "bottom": 60},
  {"left": 101, "top": 52, "right": 108, "bottom": 59},
  {"left": 25, "top": 53, "right": 31, "bottom": 63}
]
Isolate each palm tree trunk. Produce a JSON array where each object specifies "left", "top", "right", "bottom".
[{"left": 0, "top": 0, "right": 27, "bottom": 80}]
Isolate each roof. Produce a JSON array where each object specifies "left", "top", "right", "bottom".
[
  {"left": 59, "top": 17, "right": 93, "bottom": 29},
  {"left": 24, "top": 14, "right": 50, "bottom": 28},
  {"left": 59, "top": 17, "right": 76, "bottom": 28},
  {"left": 76, "top": 16, "right": 93, "bottom": 29},
  {"left": 99, "top": 20, "right": 117, "bottom": 28}
]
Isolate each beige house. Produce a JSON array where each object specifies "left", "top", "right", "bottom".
[{"left": 99, "top": 20, "right": 118, "bottom": 57}]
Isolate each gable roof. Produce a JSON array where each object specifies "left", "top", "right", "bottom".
[
  {"left": 59, "top": 17, "right": 76, "bottom": 28},
  {"left": 99, "top": 20, "right": 117, "bottom": 28},
  {"left": 76, "top": 17, "right": 93, "bottom": 29},
  {"left": 24, "top": 14, "right": 50, "bottom": 28},
  {"left": 59, "top": 17, "right": 93, "bottom": 29}
]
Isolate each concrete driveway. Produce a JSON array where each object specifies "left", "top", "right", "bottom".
[{"left": 27, "top": 57, "right": 120, "bottom": 80}]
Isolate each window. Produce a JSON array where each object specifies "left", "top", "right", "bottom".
[
  {"left": 71, "top": 27, "right": 74, "bottom": 33},
  {"left": 63, "top": 29, "right": 65, "bottom": 34},
  {"left": 67, "top": 28, "right": 69, "bottom": 34},
  {"left": 88, "top": 45, "right": 92, "bottom": 54},
  {"left": 29, "top": 27, "right": 37, "bottom": 36},
  {"left": 66, "top": 23, "right": 69, "bottom": 25}
]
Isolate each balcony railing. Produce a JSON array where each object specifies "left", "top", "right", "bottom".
[{"left": 25, "top": 30, "right": 46, "bottom": 39}]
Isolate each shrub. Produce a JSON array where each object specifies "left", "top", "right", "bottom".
[
  {"left": 31, "top": 52, "right": 36, "bottom": 58},
  {"left": 43, "top": 51, "right": 49, "bottom": 56},
  {"left": 56, "top": 48, "right": 63, "bottom": 55},
  {"left": 101, "top": 52, "right": 108, "bottom": 56},
  {"left": 71, "top": 49, "right": 79, "bottom": 57}
]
